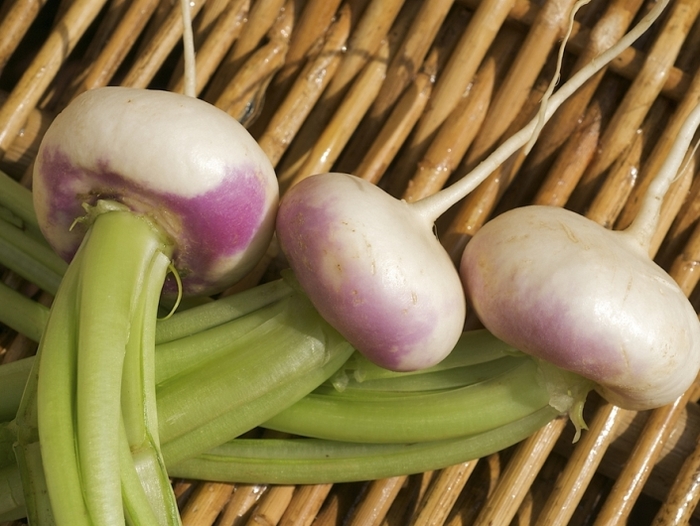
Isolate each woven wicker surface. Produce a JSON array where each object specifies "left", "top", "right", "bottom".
[{"left": 1, "top": 0, "right": 700, "bottom": 524}]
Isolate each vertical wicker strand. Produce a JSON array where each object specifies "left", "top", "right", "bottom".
[
  {"left": 287, "top": 38, "right": 389, "bottom": 187},
  {"left": 256, "top": 4, "right": 351, "bottom": 166},
  {"left": 78, "top": 0, "right": 162, "bottom": 93},
  {"left": 585, "top": 99, "right": 670, "bottom": 228},
  {"left": 399, "top": 28, "right": 520, "bottom": 202},
  {"left": 365, "top": 0, "right": 455, "bottom": 125},
  {"left": 346, "top": 476, "right": 406, "bottom": 526},
  {"left": 592, "top": 392, "right": 693, "bottom": 525},
  {"left": 274, "top": 0, "right": 405, "bottom": 183},
  {"left": 217, "top": 484, "right": 268, "bottom": 526},
  {"left": 669, "top": 218, "right": 700, "bottom": 296},
  {"left": 534, "top": 404, "right": 627, "bottom": 525},
  {"left": 245, "top": 0, "right": 343, "bottom": 137},
  {"left": 278, "top": 484, "right": 333, "bottom": 526},
  {"left": 567, "top": 0, "right": 700, "bottom": 212},
  {"left": 213, "top": 1, "right": 292, "bottom": 124},
  {"left": 462, "top": 0, "right": 580, "bottom": 170},
  {"left": 335, "top": 0, "right": 455, "bottom": 173},
  {"left": 651, "top": 412, "right": 700, "bottom": 525},
  {"left": 382, "top": 472, "right": 436, "bottom": 525},
  {"left": 408, "top": 461, "right": 477, "bottom": 526},
  {"left": 245, "top": 485, "right": 296, "bottom": 526},
  {"left": 470, "top": 418, "right": 568, "bottom": 526},
  {"left": 169, "top": 0, "right": 250, "bottom": 96},
  {"left": 497, "top": 0, "right": 645, "bottom": 211},
  {"left": 202, "top": 0, "right": 287, "bottom": 103},
  {"left": 119, "top": 0, "right": 209, "bottom": 89},
  {"left": 615, "top": 77, "right": 700, "bottom": 240},
  {"left": 385, "top": 0, "right": 515, "bottom": 190},
  {"left": 355, "top": 59, "right": 434, "bottom": 185},
  {"left": 0, "top": 0, "right": 48, "bottom": 72},
  {"left": 0, "top": 0, "right": 109, "bottom": 158},
  {"left": 180, "top": 482, "right": 234, "bottom": 526},
  {"left": 437, "top": 0, "right": 581, "bottom": 259},
  {"left": 530, "top": 91, "right": 608, "bottom": 207}
]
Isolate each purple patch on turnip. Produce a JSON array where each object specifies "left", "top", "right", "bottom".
[
  {"left": 33, "top": 87, "right": 279, "bottom": 296},
  {"left": 276, "top": 173, "right": 466, "bottom": 371}
]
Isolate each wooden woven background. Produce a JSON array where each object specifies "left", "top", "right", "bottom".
[{"left": 1, "top": 0, "right": 700, "bottom": 524}]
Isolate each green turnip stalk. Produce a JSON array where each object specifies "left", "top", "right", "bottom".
[{"left": 20, "top": 81, "right": 279, "bottom": 524}]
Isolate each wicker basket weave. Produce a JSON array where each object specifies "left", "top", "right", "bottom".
[{"left": 1, "top": 0, "right": 700, "bottom": 524}]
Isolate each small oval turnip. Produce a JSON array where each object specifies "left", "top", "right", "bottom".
[
  {"left": 277, "top": 173, "right": 466, "bottom": 371},
  {"left": 460, "top": 104, "right": 700, "bottom": 411}
]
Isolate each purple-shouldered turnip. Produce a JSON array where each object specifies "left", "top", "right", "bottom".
[
  {"left": 277, "top": 173, "right": 466, "bottom": 371},
  {"left": 460, "top": 103, "right": 700, "bottom": 412},
  {"left": 275, "top": 1, "right": 669, "bottom": 374},
  {"left": 33, "top": 87, "right": 278, "bottom": 298}
]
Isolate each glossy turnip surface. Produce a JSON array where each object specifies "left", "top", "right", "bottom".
[
  {"left": 461, "top": 205, "right": 700, "bottom": 410},
  {"left": 33, "top": 87, "right": 278, "bottom": 297},
  {"left": 276, "top": 173, "right": 466, "bottom": 371}
]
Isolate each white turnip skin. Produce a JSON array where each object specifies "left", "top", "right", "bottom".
[
  {"left": 453, "top": 0, "right": 699, "bottom": 412},
  {"left": 276, "top": 173, "right": 466, "bottom": 371},
  {"left": 33, "top": 87, "right": 278, "bottom": 297},
  {"left": 460, "top": 205, "right": 700, "bottom": 410}
]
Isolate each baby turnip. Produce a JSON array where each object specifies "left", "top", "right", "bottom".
[
  {"left": 277, "top": 173, "right": 466, "bottom": 371},
  {"left": 275, "top": 1, "right": 668, "bottom": 373},
  {"left": 460, "top": 103, "right": 700, "bottom": 412},
  {"left": 29, "top": 87, "right": 278, "bottom": 526}
]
